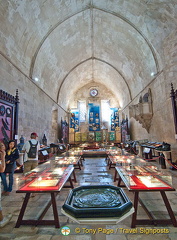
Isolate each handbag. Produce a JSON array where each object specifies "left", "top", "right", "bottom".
[{"left": 4, "top": 163, "right": 14, "bottom": 173}]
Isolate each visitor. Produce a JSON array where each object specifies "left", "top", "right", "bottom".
[
  {"left": 1, "top": 140, "right": 19, "bottom": 196},
  {"left": 22, "top": 132, "right": 40, "bottom": 174},
  {"left": 0, "top": 142, "right": 12, "bottom": 227}
]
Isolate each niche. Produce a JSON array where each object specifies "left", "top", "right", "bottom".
[{"left": 129, "top": 89, "right": 153, "bottom": 133}]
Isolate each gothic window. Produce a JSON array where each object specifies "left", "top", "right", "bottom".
[
  {"left": 101, "top": 100, "right": 111, "bottom": 122},
  {"left": 79, "top": 101, "right": 86, "bottom": 122}
]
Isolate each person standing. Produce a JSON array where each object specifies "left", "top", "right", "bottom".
[
  {"left": 0, "top": 140, "right": 19, "bottom": 196},
  {"left": 0, "top": 142, "right": 12, "bottom": 227},
  {"left": 22, "top": 132, "right": 40, "bottom": 174}
]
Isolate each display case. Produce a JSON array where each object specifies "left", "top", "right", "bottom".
[
  {"left": 113, "top": 150, "right": 177, "bottom": 228},
  {"left": 55, "top": 156, "right": 78, "bottom": 165},
  {"left": 17, "top": 161, "right": 74, "bottom": 192},
  {"left": 62, "top": 148, "right": 83, "bottom": 157},
  {"left": 15, "top": 160, "right": 75, "bottom": 229},
  {"left": 108, "top": 151, "right": 139, "bottom": 169},
  {"left": 105, "top": 146, "right": 121, "bottom": 155},
  {"left": 140, "top": 141, "right": 162, "bottom": 149},
  {"left": 116, "top": 158, "right": 173, "bottom": 190},
  {"left": 62, "top": 185, "right": 133, "bottom": 218}
]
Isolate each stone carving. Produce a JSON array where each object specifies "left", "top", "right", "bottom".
[{"left": 129, "top": 89, "right": 153, "bottom": 132}]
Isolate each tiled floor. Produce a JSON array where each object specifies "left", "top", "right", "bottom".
[{"left": 1, "top": 156, "right": 177, "bottom": 239}]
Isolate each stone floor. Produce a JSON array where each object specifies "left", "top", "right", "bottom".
[{"left": 1, "top": 156, "right": 177, "bottom": 240}]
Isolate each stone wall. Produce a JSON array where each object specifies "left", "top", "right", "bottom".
[
  {"left": 0, "top": 54, "right": 67, "bottom": 145},
  {"left": 123, "top": 72, "right": 177, "bottom": 160},
  {"left": 0, "top": 0, "right": 177, "bottom": 160},
  {"left": 68, "top": 82, "right": 120, "bottom": 134},
  {"left": 69, "top": 82, "right": 119, "bottom": 109}
]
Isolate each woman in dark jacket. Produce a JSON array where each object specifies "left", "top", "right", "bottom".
[{"left": 0, "top": 140, "right": 19, "bottom": 195}]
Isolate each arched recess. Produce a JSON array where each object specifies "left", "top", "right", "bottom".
[
  {"left": 57, "top": 59, "right": 132, "bottom": 109},
  {"left": 57, "top": 57, "right": 132, "bottom": 104}
]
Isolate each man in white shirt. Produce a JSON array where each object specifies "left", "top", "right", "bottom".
[{"left": 22, "top": 132, "right": 40, "bottom": 174}]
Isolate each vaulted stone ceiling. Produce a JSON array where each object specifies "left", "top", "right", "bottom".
[{"left": 1, "top": 0, "right": 177, "bottom": 110}]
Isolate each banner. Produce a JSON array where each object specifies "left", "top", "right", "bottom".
[
  {"left": 88, "top": 103, "right": 100, "bottom": 131},
  {"left": 70, "top": 110, "right": 79, "bottom": 132},
  {"left": 110, "top": 108, "right": 119, "bottom": 131}
]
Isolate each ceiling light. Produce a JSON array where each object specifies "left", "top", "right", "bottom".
[
  {"left": 151, "top": 72, "right": 159, "bottom": 77},
  {"left": 34, "top": 77, "right": 39, "bottom": 82}
]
